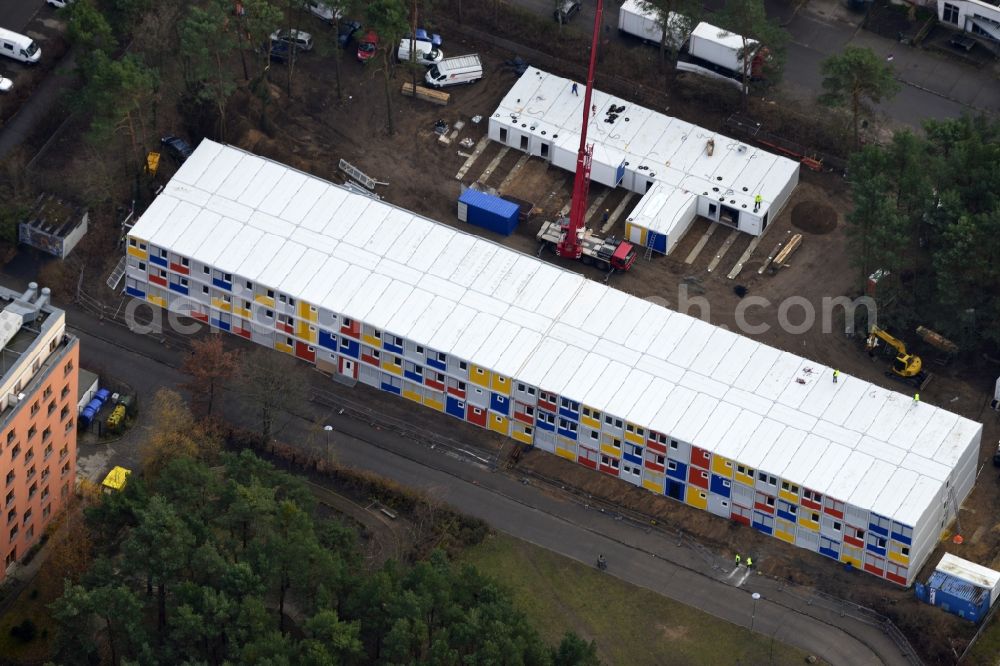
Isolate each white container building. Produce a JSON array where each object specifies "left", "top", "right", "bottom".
[
  {"left": 124, "top": 141, "right": 982, "bottom": 587},
  {"left": 488, "top": 67, "right": 800, "bottom": 254}
]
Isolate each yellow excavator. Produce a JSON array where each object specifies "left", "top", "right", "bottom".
[{"left": 866, "top": 326, "right": 931, "bottom": 389}]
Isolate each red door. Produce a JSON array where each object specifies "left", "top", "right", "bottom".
[{"left": 338, "top": 357, "right": 358, "bottom": 379}]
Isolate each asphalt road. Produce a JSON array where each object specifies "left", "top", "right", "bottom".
[
  {"left": 60, "top": 299, "right": 911, "bottom": 666},
  {"left": 0, "top": 0, "right": 46, "bottom": 31},
  {"left": 516, "top": 0, "right": 995, "bottom": 126}
]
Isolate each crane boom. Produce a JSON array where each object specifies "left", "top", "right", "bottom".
[{"left": 556, "top": 0, "right": 604, "bottom": 260}]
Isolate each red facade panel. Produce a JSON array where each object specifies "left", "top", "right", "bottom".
[
  {"left": 465, "top": 405, "right": 487, "bottom": 428},
  {"left": 690, "top": 446, "right": 711, "bottom": 469},
  {"left": 688, "top": 467, "right": 709, "bottom": 489},
  {"left": 295, "top": 342, "right": 315, "bottom": 363},
  {"left": 169, "top": 262, "right": 189, "bottom": 274}
]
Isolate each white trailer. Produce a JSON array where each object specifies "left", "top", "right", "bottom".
[
  {"left": 688, "top": 22, "right": 757, "bottom": 71},
  {"left": 617, "top": 0, "right": 687, "bottom": 50}
]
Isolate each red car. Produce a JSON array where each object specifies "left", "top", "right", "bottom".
[{"left": 357, "top": 30, "right": 377, "bottom": 62}]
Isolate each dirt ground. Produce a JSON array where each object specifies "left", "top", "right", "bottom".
[{"left": 22, "top": 20, "right": 1000, "bottom": 664}]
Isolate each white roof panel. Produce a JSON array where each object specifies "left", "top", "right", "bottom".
[{"left": 129, "top": 140, "right": 982, "bottom": 543}]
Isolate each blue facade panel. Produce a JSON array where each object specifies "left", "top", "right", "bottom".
[
  {"left": 319, "top": 330, "right": 338, "bottom": 351},
  {"left": 557, "top": 425, "right": 578, "bottom": 440},
  {"left": 490, "top": 393, "right": 509, "bottom": 415},
  {"left": 381, "top": 381, "right": 401, "bottom": 396},
  {"left": 535, "top": 418, "right": 555, "bottom": 432},
  {"left": 623, "top": 452, "right": 642, "bottom": 466},
  {"left": 404, "top": 369, "right": 422, "bottom": 383},
  {"left": 427, "top": 356, "right": 446, "bottom": 371},
  {"left": 820, "top": 545, "right": 840, "bottom": 560},
  {"left": 866, "top": 541, "right": 887, "bottom": 557},
  {"left": 458, "top": 188, "right": 520, "bottom": 236},
  {"left": 168, "top": 282, "right": 189, "bottom": 295},
  {"left": 666, "top": 461, "right": 687, "bottom": 482},
  {"left": 752, "top": 512, "right": 774, "bottom": 535},
  {"left": 212, "top": 277, "right": 231, "bottom": 291},
  {"left": 869, "top": 515, "right": 889, "bottom": 536},
  {"left": 445, "top": 396, "right": 466, "bottom": 419},
  {"left": 558, "top": 404, "right": 579, "bottom": 420},
  {"left": 211, "top": 318, "right": 230, "bottom": 332},
  {"left": 891, "top": 528, "right": 912, "bottom": 545},
  {"left": 710, "top": 474, "right": 731, "bottom": 497},
  {"left": 126, "top": 286, "right": 145, "bottom": 298},
  {"left": 339, "top": 339, "right": 359, "bottom": 359},
  {"left": 383, "top": 341, "right": 403, "bottom": 354},
  {"left": 149, "top": 254, "right": 168, "bottom": 267},
  {"left": 666, "top": 479, "right": 684, "bottom": 501}
]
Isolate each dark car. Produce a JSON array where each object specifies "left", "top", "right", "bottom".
[
  {"left": 553, "top": 0, "right": 581, "bottom": 22},
  {"left": 160, "top": 135, "right": 193, "bottom": 164},
  {"left": 260, "top": 39, "right": 296, "bottom": 64},
  {"left": 338, "top": 19, "right": 362, "bottom": 47}
]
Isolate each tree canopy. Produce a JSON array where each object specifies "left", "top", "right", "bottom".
[
  {"left": 846, "top": 115, "right": 1000, "bottom": 353},
  {"left": 50, "top": 453, "right": 601, "bottom": 665},
  {"left": 819, "top": 46, "right": 900, "bottom": 147}
]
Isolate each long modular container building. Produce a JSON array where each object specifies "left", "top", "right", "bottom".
[
  {"left": 124, "top": 141, "right": 982, "bottom": 587},
  {"left": 487, "top": 67, "right": 800, "bottom": 254}
]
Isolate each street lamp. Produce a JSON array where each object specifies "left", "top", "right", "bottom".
[
  {"left": 750, "top": 592, "right": 761, "bottom": 634},
  {"left": 324, "top": 425, "right": 333, "bottom": 459}
]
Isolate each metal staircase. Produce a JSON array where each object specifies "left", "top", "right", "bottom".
[
  {"left": 338, "top": 159, "right": 376, "bottom": 190},
  {"left": 105, "top": 256, "right": 127, "bottom": 291}
]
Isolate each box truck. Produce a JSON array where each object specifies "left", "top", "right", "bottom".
[
  {"left": 617, "top": 0, "right": 687, "bottom": 51},
  {"left": 675, "top": 21, "right": 767, "bottom": 88}
]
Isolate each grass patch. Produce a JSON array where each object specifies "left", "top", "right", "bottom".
[{"left": 459, "top": 532, "right": 818, "bottom": 666}]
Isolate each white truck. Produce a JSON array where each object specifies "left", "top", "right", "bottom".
[
  {"left": 676, "top": 21, "right": 766, "bottom": 88},
  {"left": 617, "top": 0, "right": 687, "bottom": 51}
]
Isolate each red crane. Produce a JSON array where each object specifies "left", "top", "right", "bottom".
[
  {"left": 556, "top": 0, "right": 603, "bottom": 261},
  {"left": 537, "top": 0, "right": 636, "bottom": 273}
]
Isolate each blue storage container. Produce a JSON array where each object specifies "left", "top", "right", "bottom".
[
  {"left": 458, "top": 188, "right": 520, "bottom": 236},
  {"left": 915, "top": 554, "right": 1000, "bottom": 623},
  {"left": 96, "top": 388, "right": 112, "bottom": 403}
]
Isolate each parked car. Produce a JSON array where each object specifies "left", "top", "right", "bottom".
[
  {"left": 0, "top": 75, "right": 12, "bottom": 93},
  {"left": 160, "top": 135, "right": 193, "bottom": 164},
  {"left": 46, "top": 0, "right": 75, "bottom": 7},
  {"left": 357, "top": 30, "right": 378, "bottom": 62},
  {"left": 260, "top": 39, "right": 296, "bottom": 64},
  {"left": 397, "top": 38, "right": 443, "bottom": 64},
  {"left": 306, "top": 0, "right": 337, "bottom": 23},
  {"left": 337, "top": 19, "right": 362, "bottom": 47},
  {"left": 553, "top": 0, "right": 581, "bottom": 22},
  {"left": 269, "top": 29, "right": 314, "bottom": 52}
]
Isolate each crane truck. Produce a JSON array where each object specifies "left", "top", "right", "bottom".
[
  {"left": 535, "top": 0, "right": 637, "bottom": 274},
  {"left": 866, "top": 325, "right": 931, "bottom": 389}
]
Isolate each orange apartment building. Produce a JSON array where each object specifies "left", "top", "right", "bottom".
[{"left": 0, "top": 282, "right": 79, "bottom": 581}]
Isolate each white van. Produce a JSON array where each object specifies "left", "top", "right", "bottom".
[
  {"left": 425, "top": 54, "right": 482, "bottom": 88},
  {"left": 0, "top": 28, "right": 41, "bottom": 64},
  {"left": 397, "top": 39, "right": 443, "bottom": 65}
]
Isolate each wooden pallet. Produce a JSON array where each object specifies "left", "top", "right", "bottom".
[{"left": 401, "top": 82, "right": 450, "bottom": 106}]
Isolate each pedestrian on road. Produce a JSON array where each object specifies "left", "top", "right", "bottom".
[
  {"left": 571, "top": 82, "right": 578, "bottom": 96},
  {"left": 833, "top": 369, "right": 839, "bottom": 383},
  {"left": 602, "top": 208, "right": 610, "bottom": 224},
  {"left": 735, "top": 553, "right": 741, "bottom": 566},
  {"left": 754, "top": 194, "right": 762, "bottom": 212},
  {"left": 746, "top": 556, "right": 753, "bottom": 568}
]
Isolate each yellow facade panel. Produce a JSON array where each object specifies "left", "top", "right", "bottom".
[
  {"left": 254, "top": 295, "right": 275, "bottom": 307},
  {"left": 469, "top": 365, "right": 490, "bottom": 388},
  {"left": 888, "top": 551, "right": 909, "bottom": 566},
  {"left": 127, "top": 246, "right": 148, "bottom": 260},
  {"left": 491, "top": 374, "right": 510, "bottom": 394},
  {"left": 489, "top": 415, "right": 509, "bottom": 434},
  {"left": 555, "top": 447, "right": 576, "bottom": 461},
  {"left": 403, "top": 389, "right": 421, "bottom": 403},
  {"left": 685, "top": 487, "right": 708, "bottom": 510},
  {"left": 711, "top": 456, "right": 733, "bottom": 477}
]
